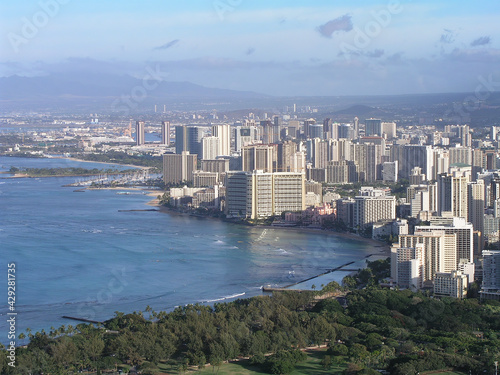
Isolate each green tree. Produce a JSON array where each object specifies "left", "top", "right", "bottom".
[{"left": 321, "top": 354, "right": 332, "bottom": 370}]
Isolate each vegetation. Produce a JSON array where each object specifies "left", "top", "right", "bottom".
[
  {"left": 1, "top": 270, "right": 499, "bottom": 375},
  {"left": 73, "top": 151, "right": 163, "bottom": 172}
]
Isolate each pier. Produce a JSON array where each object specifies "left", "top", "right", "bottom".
[
  {"left": 62, "top": 316, "right": 104, "bottom": 325},
  {"left": 264, "top": 253, "right": 382, "bottom": 292}
]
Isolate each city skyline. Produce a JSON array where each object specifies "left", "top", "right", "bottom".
[{"left": 1, "top": 1, "right": 500, "bottom": 96}]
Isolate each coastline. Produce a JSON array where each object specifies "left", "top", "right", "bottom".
[
  {"left": 55, "top": 156, "right": 150, "bottom": 170},
  {"left": 149, "top": 199, "right": 390, "bottom": 291},
  {"left": 152, "top": 201, "right": 390, "bottom": 255}
]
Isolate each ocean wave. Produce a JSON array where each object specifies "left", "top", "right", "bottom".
[
  {"left": 247, "top": 286, "right": 263, "bottom": 290},
  {"left": 201, "top": 292, "right": 246, "bottom": 304},
  {"left": 81, "top": 229, "right": 103, "bottom": 234},
  {"left": 273, "top": 248, "right": 291, "bottom": 254}
]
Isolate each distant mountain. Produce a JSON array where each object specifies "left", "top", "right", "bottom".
[
  {"left": 333, "top": 104, "right": 389, "bottom": 118},
  {"left": 0, "top": 72, "right": 267, "bottom": 111}
]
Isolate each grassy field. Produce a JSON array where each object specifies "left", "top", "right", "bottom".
[{"left": 158, "top": 349, "right": 347, "bottom": 374}]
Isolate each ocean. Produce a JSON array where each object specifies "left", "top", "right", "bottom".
[{"left": 0, "top": 156, "right": 384, "bottom": 345}]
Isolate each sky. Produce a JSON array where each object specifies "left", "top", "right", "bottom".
[{"left": 1, "top": 0, "right": 500, "bottom": 96}]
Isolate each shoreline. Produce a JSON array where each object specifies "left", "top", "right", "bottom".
[
  {"left": 152, "top": 203, "right": 390, "bottom": 290},
  {"left": 55, "top": 156, "right": 150, "bottom": 170},
  {"left": 152, "top": 201, "right": 390, "bottom": 256}
]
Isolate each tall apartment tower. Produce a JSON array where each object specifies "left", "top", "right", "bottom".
[
  {"left": 175, "top": 126, "right": 202, "bottom": 155},
  {"left": 202, "top": 136, "right": 220, "bottom": 160},
  {"left": 136, "top": 121, "right": 145, "bottom": 145},
  {"left": 273, "top": 116, "right": 282, "bottom": 143},
  {"left": 415, "top": 217, "right": 474, "bottom": 266},
  {"left": 480, "top": 250, "right": 500, "bottom": 300},
  {"left": 260, "top": 120, "right": 273, "bottom": 144},
  {"left": 398, "top": 231, "right": 457, "bottom": 283},
  {"left": 212, "top": 124, "right": 231, "bottom": 156},
  {"left": 365, "top": 118, "right": 382, "bottom": 136},
  {"left": 438, "top": 172, "right": 469, "bottom": 219},
  {"left": 162, "top": 151, "right": 198, "bottom": 185},
  {"left": 242, "top": 145, "right": 275, "bottom": 173},
  {"left": 225, "top": 170, "right": 305, "bottom": 219},
  {"left": 353, "top": 117, "right": 359, "bottom": 139},
  {"left": 161, "top": 121, "right": 170, "bottom": 145},
  {"left": 353, "top": 195, "right": 396, "bottom": 230},
  {"left": 391, "top": 243, "right": 425, "bottom": 290},
  {"left": 468, "top": 180, "right": 485, "bottom": 256}
]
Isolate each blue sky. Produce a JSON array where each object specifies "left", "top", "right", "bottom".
[{"left": 1, "top": 0, "right": 499, "bottom": 96}]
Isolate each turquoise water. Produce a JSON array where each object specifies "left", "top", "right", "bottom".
[{"left": 0, "top": 156, "right": 382, "bottom": 344}]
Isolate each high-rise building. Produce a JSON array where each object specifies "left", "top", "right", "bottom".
[
  {"left": 391, "top": 243, "right": 424, "bottom": 290},
  {"left": 161, "top": 121, "right": 170, "bottom": 145},
  {"left": 434, "top": 270, "right": 468, "bottom": 298},
  {"left": 327, "top": 160, "right": 358, "bottom": 184},
  {"left": 201, "top": 159, "right": 229, "bottom": 173},
  {"left": 391, "top": 144, "right": 433, "bottom": 180},
  {"left": 365, "top": 118, "right": 382, "bottom": 136},
  {"left": 408, "top": 183, "right": 438, "bottom": 219},
  {"left": 480, "top": 250, "right": 500, "bottom": 300},
  {"left": 175, "top": 126, "right": 202, "bottom": 155},
  {"left": 242, "top": 145, "right": 275, "bottom": 173},
  {"left": 290, "top": 151, "right": 306, "bottom": 173},
  {"left": 311, "top": 139, "right": 329, "bottom": 169},
  {"left": 225, "top": 171, "right": 251, "bottom": 217},
  {"left": 449, "top": 147, "right": 472, "bottom": 167},
  {"left": 323, "top": 118, "right": 335, "bottom": 139},
  {"left": 225, "top": 170, "right": 305, "bottom": 219},
  {"left": 398, "top": 231, "right": 457, "bottom": 283},
  {"left": 308, "top": 124, "right": 324, "bottom": 140},
  {"left": 212, "top": 124, "right": 231, "bottom": 156},
  {"left": 468, "top": 180, "right": 485, "bottom": 256},
  {"left": 381, "top": 122, "right": 397, "bottom": 139},
  {"left": 234, "top": 126, "right": 259, "bottom": 152},
  {"left": 353, "top": 117, "right": 359, "bottom": 139},
  {"left": 364, "top": 143, "right": 383, "bottom": 182},
  {"left": 277, "top": 140, "right": 297, "bottom": 172},
  {"left": 202, "top": 136, "right": 220, "bottom": 160},
  {"left": 338, "top": 124, "right": 354, "bottom": 139},
  {"left": 272, "top": 116, "right": 282, "bottom": 143},
  {"left": 192, "top": 171, "right": 219, "bottom": 188},
  {"left": 135, "top": 121, "right": 145, "bottom": 145},
  {"left": 350, "top": 143, "right": 367, "bottom": 182},
  {"left": 438, "top": 172, "right": 469, "bottom": 219},
  {"left": 415, "top": 217, "right": 474, "bottom": 266},
  {"left": 163, "top": 151, "right": 198, "bottom": 185},
  {"left": 353, "top": 194, "right": 396, "bottom": 230},
  {"left": 382, "top": 161, "right": 398, "bottom": 182},
  {"left": 260, "top": 120, "right": 274, "bottom": 144},
  {"left": 303, "top": 118, "right": 316, "bottom": 138}
]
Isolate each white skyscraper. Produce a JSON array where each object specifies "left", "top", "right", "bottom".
[
  {"left": 202, "top": 136, "right": 220, "bottom": 160},
  {"left": 212, "top": 124, "right": 231, "bottom": 156},
  {"left": 161, "top": 121, "right": 170, "bottom": 145}
]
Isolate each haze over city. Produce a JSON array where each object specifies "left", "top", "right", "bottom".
[{"left": 1, "top": 0, "right": 500, "bottom": 96}]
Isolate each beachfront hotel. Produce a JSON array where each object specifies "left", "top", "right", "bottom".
[{"left": 225, "top": 170, "right": 305, "bottom": 219}]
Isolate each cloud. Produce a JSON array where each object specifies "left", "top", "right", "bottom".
[
  {"left": 337, "top": 49, "right": 385, "bottom": 59},
  {"left": 366, "top": 49, "right": 385, "bottom": 58},
  {"left": 444, "top": 48, "right": 500, "bottom": 64},
  {"left": 440, "top": 29, "right": 456, "bottom": 44},
  {"left": 316, "top": 14, "right": 352, "bottom": 38},
  {"left": 246, "top": 48, "right": 255, "bottom": 55},
  {"left": 153, "top": 39, "right": 179, "bottom": 51},
  {"left": 471, "top": 36, "right": 491, "bottom": 47}
]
